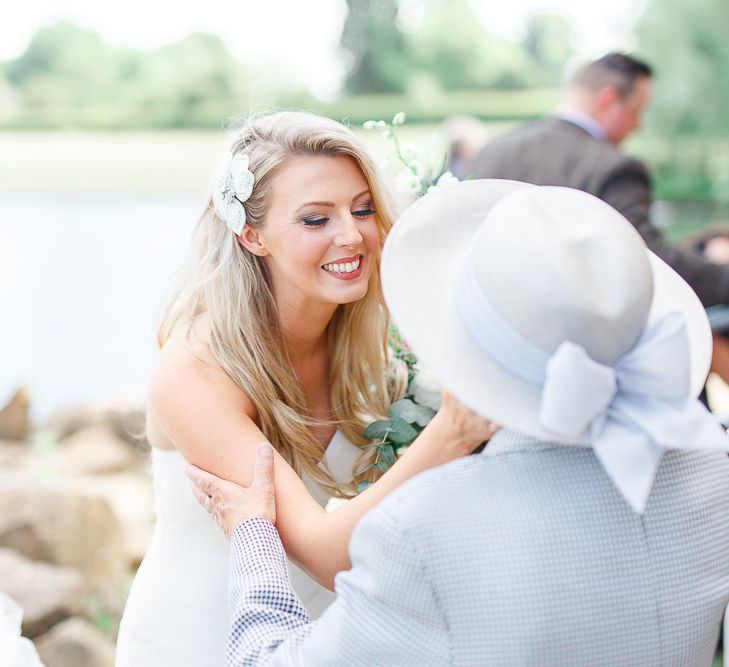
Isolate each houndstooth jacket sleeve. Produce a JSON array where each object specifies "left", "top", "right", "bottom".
[{"left": 227, "top": 511, "right": 450, "bottom": 666}]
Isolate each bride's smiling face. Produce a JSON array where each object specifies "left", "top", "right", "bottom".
[{"left": 242, "top": 155, "right": 380, "bottom": 309}]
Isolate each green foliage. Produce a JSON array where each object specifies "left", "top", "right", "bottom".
[
  {"left": 405, "top": 0, "right": 531, "bottom": 91},
  {"left": 6, "top": 21, "right": 119, "bottom": 103},
  {"left": 387, "top": 323, "right": 418, "bottom": 378},
  {"left": 358, "top": 342, "right": 437, "bottom": 488},
  {"left": 313, "top": 88, "right": 560, "bottom": 125},
  {"left": 121, "top": 33, "right": 247, "bottom": 128},
  {"left": 389, "top": 398, "right": 436, "bottom": 427},
  {"left": 387, "top": 416, "right": 419, "bottom": 445},
  {"left": 0, "top": 7, "right": 571, "bottom": 129},
  {"left": 632, "top": 0, "right": 729, "bottom": 203},
  {"left": 362, "top": 420, "right": 392, "bottom": 440},
  {"left": 341, "top": 0, "right": 411, "bottom": 94},
  {"left": 523, "top": 14, "right": 574, "bottom": 86},
  {"left": 1, "top": 21, "right": 251, "bottom": 129},
  {"left": 636, "top": 0, "right": 729, "bottom": 137},
  {"left": 364, "top": 111, "right": 452, "bottom": 194},
  {"left": 340, "top": 1, "right": 573, "bottom": 95}
]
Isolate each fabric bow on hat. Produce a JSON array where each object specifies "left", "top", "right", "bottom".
[
  {"left": 540, "top": 311, "right": 729, "bottom": 513},
  {"left": 211, "top": 153, "right": 255, "bottom": 235},
  {"left": 452, "top": 251, "right": 729, "bottom": 515}
]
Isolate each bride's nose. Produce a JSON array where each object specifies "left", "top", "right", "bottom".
[{"left": 334, "top": 214, "right": 364, "bottom": 248}]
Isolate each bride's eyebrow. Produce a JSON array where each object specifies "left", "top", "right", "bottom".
[
  {"left": 293, "top": 190, "right": 371, "bottom": 214},
  {"left": 351, "top": 189, "right": 371, "bottom": 202},
  {"left": 294, "top": 201, "right": 335, "bottom": 214}
]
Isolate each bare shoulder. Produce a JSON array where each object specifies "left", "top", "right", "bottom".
[{"left": 148, "top": 322, "right": 258, "bottom": 447}]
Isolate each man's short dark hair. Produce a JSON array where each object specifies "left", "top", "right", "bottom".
[{"left": 573, "top": 53, "right": 653, "bottom": 98}]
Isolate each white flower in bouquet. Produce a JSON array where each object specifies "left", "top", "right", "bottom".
[
  {"left": 363, "top": 112, "right": 459, "bottom": 197},
  {"left": 395, "top": 168, "right": 424, "bottom": 195},
  {"left": 325, "top": 496, "right": 349, "bottom": 512},
  {"left": 427, "top": 170, "right": 460, "bottom": 194},
  {"left": 409, "top": 369, "right": 443, "bottom": 411}
]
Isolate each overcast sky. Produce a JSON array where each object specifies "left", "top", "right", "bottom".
[{"left": 4, "top": 0, "right": 646, "bottom": 97}]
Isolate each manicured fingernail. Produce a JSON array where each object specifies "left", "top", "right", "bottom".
[{"left": 258, "top": 443, "right": 273, "bottom": 458}]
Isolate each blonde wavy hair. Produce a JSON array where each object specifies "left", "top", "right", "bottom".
[{"left": 158, "top": 111, "right": 404, "bottom": 496}]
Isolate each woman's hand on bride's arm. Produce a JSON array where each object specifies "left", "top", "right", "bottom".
[
  {"left": 187, "top": 442, "right": 276, "bottom": 537},
  {"left": 149, "top": 335, "right": 500, "bottom": 591},
  {"left": 148, "top": 338, "right": 333, "bottom": 582}
]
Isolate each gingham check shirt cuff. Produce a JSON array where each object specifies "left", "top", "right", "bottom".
[{"left": 228, "top": 518, "right": 312, "bottom": 666}]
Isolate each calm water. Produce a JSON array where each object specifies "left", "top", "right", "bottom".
[
  {"left": 2, "top": 195, "right": 726, "bottom": 424},
  {"left": 1, "top": 196, "right": 200, "bottom": 422}
]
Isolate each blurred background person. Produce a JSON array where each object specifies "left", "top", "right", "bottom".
[
  {"left": 472, "top": 52, "right": 729, "bottom": 310},
  {"left": 440, "top": 114, "right": 489, "bottom": 179}
]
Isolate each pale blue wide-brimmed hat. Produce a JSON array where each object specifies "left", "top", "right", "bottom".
[{"left": 382, "top": 180, "right": 728, "bottom": 512}]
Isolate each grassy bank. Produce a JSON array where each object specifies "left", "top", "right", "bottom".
[
  {"left": 0, "top": 124, "right": 513, "bottom": 197},
  {"left": 2, "top": 128, "right": 728, "bottom": 237}
]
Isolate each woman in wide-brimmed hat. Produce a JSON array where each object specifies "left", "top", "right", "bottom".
[{"left": 378, "top": 181, "right": 729, "bottom": 664}]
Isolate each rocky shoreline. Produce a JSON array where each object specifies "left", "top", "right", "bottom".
[{"left": 0, "top": 389, "right": 154, "bottom": 667}]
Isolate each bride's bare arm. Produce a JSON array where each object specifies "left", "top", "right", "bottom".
[{"left": 150, "top": 339, "right": 496, "bottom": 590}]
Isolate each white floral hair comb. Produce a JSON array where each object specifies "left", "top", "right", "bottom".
[{"left": 211, "top": 153, "right": 255, "bottom": 235}]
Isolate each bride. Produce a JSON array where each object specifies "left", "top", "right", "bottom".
[{"left": 115, "top": 111, "right": 496, "bottom": 666}]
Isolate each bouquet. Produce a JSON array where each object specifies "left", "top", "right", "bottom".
[{"left": 355, "top": 112, "right": 459, "bottom": 492}]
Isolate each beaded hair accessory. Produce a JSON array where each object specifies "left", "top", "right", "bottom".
[{"left": 211, "top": 153, "right": 255, "bottom": 235}]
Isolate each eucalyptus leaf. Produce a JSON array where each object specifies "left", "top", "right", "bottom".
[
  {"left": 379, "top": 444, "right": 396, "bottom": 467},
  {"left": 354, "top": 462, "right": 375, "bottom": 476},
  {"left": 388, "top": 416, "right": 418, "bottom": 445},
  {"left": 357, "top": 481, "right": 373, "bottom": 493},
  {"left": 388, "top": 399, "right": 417, "bottom": 422},
  {"left": 389, "top": 398, "right": 435, "bottom": 427},
  {"left": 363, "top": 420, "right": 391, "bottom": 440}
]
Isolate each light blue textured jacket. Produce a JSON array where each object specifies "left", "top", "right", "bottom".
[{"left": 228, "top": 429, "right": 729, "bottom": 666}]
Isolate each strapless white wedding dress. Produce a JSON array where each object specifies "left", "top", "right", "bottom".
[{"left": 115, "top": 431, "right": 361, "bottom": 667}]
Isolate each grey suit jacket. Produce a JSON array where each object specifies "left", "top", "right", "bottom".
[
  {"left": 472, "top": 117, "right": 729, "bottom": 307},
  {"left": 227, "top": 429, "right": 729, "bottom": 666}
]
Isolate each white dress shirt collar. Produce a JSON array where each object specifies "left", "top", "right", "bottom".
[{"left": 557, "top": 107, "right": 607, "bottom": 142}]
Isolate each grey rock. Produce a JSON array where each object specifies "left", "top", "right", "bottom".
[
  {"left": 0, "top": 386, "right": 31, "bottom": 441},
  {"left": 35, "top": 617, "right": 115, "bottom": 667},
  {"left": 57, "top": 425, "right": 136, "bottom": 475},
  {"left": 0, "top": 548, "right": 85, "bottom": 638},
  {"left": 0, "top": 485, "right": 126, "bottom": 586},
  {"left": 44, "top": 399, "right": 148, "bottom": 454}
]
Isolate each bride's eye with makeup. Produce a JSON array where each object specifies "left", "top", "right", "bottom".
[
  {"left": 352, "top": 201, "right": 376, "bottom": 219},
  {"left": 300, "top": 215, "right": 329, "bottom": 227}
]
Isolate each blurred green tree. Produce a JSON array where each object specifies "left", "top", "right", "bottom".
[
  {"left": 6, "top": 21, "right": 128, "bottom": 107},
  {"left": 341, "top": 0, "right": 412, "bottom": 93},
  {"left": 2, "top": 22, "right": 249, "bottom": 127},
  {"left": 339, "top": 0, "right": 560, "bottom": 94},
  {"left": 523, "top": 13, "right": 573, "bottom": 86},
  {"left": 636, "top": 0, "right": 729, "bottom": 135},
  {"left": 406, "top": 0, "right": 531, "bottom": 90},
  {"left": 124, "top": 33, "right": 247, "bottom": 126}
]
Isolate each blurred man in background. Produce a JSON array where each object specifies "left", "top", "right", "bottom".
[
  {"left": 472, "top": 52, "right": 729, "bottom": 309},
  {"left": 472, "top": 52, "right": 729, "bottom": 388}
]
